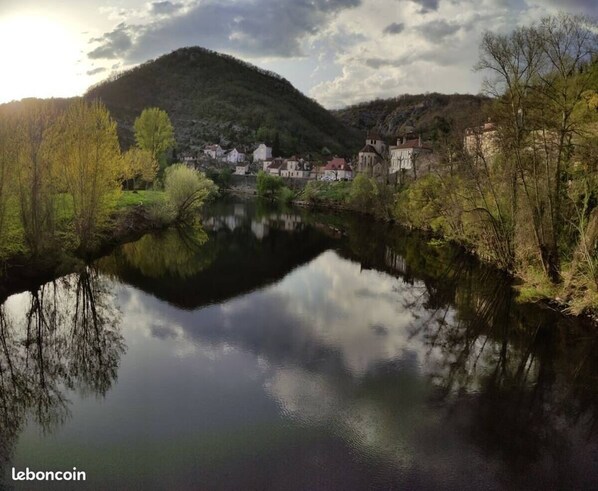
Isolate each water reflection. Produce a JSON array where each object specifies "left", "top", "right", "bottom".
[
  {"left": 0, "top": 268, "right": 124, "bottom": 479},
  {"left": 1, "top": 198, "right": 597, "bottom": 489}
]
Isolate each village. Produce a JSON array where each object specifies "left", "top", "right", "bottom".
[{"left": 180, "top": 130, "right": 445, "bottom": 184}]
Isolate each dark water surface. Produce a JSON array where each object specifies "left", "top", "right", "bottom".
[{"left": 1, "top": 198, "right": 597, "bottom": 490}]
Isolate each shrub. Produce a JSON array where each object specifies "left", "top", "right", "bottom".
[
  {"left": 256, "top": 171, "right": 284, "bottom": 200},
  {"left": 164, "top": 164, "right": 217, "bottom": 220}
]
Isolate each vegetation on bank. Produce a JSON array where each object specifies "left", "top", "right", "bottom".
[
  {"left": 298, "top": 14, "right": 598, "bottom": 317},
  {"left": 256, "top": 171, "right": 295, "bottom": 204},
  {"left": 0, "top": 100, "right": 215, "bottom": 265}
]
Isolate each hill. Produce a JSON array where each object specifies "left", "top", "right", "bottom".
[
  {"left": 85, "top": 47, "right": 362, "bottom": 157},
  {"left": 332, "top": 93, "right": 491, "bottom": 142}
]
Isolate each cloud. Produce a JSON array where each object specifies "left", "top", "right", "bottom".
[
  {"left": 383, "top": 22, "right": 405, "bottom": 35},
  {"left": 149, "top": 1, "right": 184, "bottom": 16},
  {"left": 410, "top": 0, "right": 440, "bottom": 13},
  {"left": 88, "top": 23, "right": 133, "bottom": 60},
  {"left": 415, "top": 19, "right": 461, "bottom": 42},
  {"left": 86, "top": 67, "right": 107, "bottom": 76},
  {"left": 533, "top": 0, "right": 598, "bottom": 15},
  {"left": 88, "top": 0, "right": 362, "bottom": 62}
]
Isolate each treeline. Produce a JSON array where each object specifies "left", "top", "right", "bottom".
[
  {"left": 397, "top": 14, "right": 598, "bottom": 313},
  {"left": 0, "top": 100, "right": 215, "bottom": 261}
]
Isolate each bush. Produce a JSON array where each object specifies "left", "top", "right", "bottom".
[
  {"left": 256, "top": 171, "right": 284, "bottom": 200},
  {"left": 278, "top": 186, "right": 294, "bottom": 204},
  {"left": 349, "top": 174, "right": 377, "bottom": 210},
  {"left": 164, "top": 164, "right": 217, "bottom": 220}
]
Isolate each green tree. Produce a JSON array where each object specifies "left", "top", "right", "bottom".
[
  {"left": 164, "top": 164, "right": 217, "bottom": 220},
  {"left": 15, "top": 100, "right": 60, "bottom": 256},
  {"left": 122, "top": 148, "right": 158, "bottom": 189},
  {"left": 349, "top": 174, "right": 377, "bottom": 210},
  {"left": 133, "top": 108, "right": 175, "bottom": 165},
  {"left": 48, "top": 100, "right": 122, "bottom": 251},
  {"left": 256, "top": 171, "right": 284, "bottom": 200}
]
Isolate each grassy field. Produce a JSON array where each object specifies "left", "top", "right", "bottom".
[{"left": 115, "top": 190, "right": 165, "bottom": 209}]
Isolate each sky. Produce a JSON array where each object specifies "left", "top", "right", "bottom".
[{"left": 0, "top": 0, "right": 596, "bottom": 108}]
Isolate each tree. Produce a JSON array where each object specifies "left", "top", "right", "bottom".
[
  {"left": 476, "top": 13, "right": 598, "bottom": 283},
  {"left": 14, "top": 100, "right": 61, "bottom": 256},
  {"left": 0, "top": 114, "right": 18, "bottom": 249},
  {"left": 349, "top": 174, "right": 377, "bottom": 210},
  {"left": 256, "top": 171, "right": 284, "bottom": 200},
  {"left": 133, "top": 108, "right": 175, "bottom": 165},
  {"left": 47, "top": 100, "right": 122, "bottom": 251},
  {"left": 121, "top": 148, "right": 158, "bottom": 189},
  {"left": 164, "top": 164, "right": 217, "bottom": 220}
]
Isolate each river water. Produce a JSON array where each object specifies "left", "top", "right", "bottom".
[{"left": 1, "top": 198, "right": 597, "bottom": 489}]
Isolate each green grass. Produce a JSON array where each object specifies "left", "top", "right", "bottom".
[{"left": 115, "top": 190, "right": 165, "bottom": 209}]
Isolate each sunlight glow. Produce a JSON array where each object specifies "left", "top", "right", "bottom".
[{"left": 0, "top": 15, "right": 84, "bottom": 103}]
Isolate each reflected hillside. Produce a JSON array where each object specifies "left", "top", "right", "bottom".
[
  {"left": 98, "top": 201, "right": 336, "bottom": 310},
  {"left": 0, "top": 268, "right": 124, "bottom": 483}
]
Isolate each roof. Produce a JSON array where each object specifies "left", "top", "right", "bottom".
[
  {"left": 393, "top": 139, "right": 432, "bottom": 150},
  {"left": 359, "top": 144, "right": 381, "bottom": 155},
  {"left": 267, "top": 158, "right": 284, "bottom": 169},
  {"left": 324, "top": 157, "right": 352, "bottom": 171},
  {"left": 366, "top": 131, "right": 382, "bottom": 140},
  {"left": 205, "top": 144, "right": 221, "bottom": 150}
]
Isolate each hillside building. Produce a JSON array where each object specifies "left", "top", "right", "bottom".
[{"left": 253, "top": 143, "right": 272, "bottom": 162}]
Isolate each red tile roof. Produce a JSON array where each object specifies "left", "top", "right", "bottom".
[{"left": 324, "top": 157, "right": 352, "bottom": 171}]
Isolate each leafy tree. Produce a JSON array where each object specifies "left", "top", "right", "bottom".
[
  {"left": 256, "top": 171, "right": 284, "bottom": 200},
  {"left": 349, "top": 174, "right": 377, "bottom": 210},
  {"left": 0, "top": 114, "right": 18, "bottom": 248},
  {"left": 164, "top": 164, "right": 217, "bottom": 220},
  {"left": 122, "top": 148, "right": 158, "bottom": 189},
  {"left": 15, "top": 100, "right": 61, "bottom": 256},
  {"left": 47, "top": 100, "right": 122, "bottom": 251},
  {"left": 133, "top": 107, "right": 175, "bottom": 165}
]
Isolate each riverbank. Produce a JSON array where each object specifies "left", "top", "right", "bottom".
[
  {"left": 0, "top": 191, "right": 172, "bottom": 302},
  {"left": 232, "top": 180, "right": 598, "bottom": 326}
]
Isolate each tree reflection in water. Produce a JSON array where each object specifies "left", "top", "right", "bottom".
[
  {"left": 391, "top": 239, "right": 598, "bottom": 481},
  {"left": 0, "top": 267, "right": 124, "bottom": 474},
  {"left": 102, "top": 224, "right": 212, "bottom": 279}
]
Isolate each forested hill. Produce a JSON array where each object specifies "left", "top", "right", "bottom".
[
  {"left": 85, "top": 47, "right": 362, "bottom": 156},
  {"left": 333, "top": 93, "right": 491, "bottom": 140}
]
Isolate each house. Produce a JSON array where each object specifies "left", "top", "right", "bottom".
[
  {"left": 389, "top": 135, "right": 433, "bottom": 178},
  {"left": 464, "top": 121, "right": 498, "bottom": 160},
  {"left": 180, "top": 152, "right": 197, "bottom": 166},
  {"left": 226, "top": 148, "right": 246, "bottom": 164},
  {"left": 265, "top": 157, "right": 284, "bottom": 176},
  {"left": 235, "top": 163, "right": 250, "bottom": 175},
  {"left": 253, "top": 143, "right": 272, "bottom": 162},
  {"left": 280, "top": 156, "right": 311, "bottom": 178},
  {"left": 204, "top": 144, "right": 225, "bottom": 159},
  {"left": 323, "top": 157, "right": 353, "bottom": 180}
]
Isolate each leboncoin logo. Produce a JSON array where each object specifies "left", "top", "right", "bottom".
[{"left": 12, "top": 467, "right": 86, "bottom": 481}]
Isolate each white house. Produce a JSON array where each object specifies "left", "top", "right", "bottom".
[
  {"left": 280, "top": 157, "right": 311, "bottom": 178},
  {"left": 253, "top": 143, "right": 272, "bottom": 162},
  {"left": 204, "top": 144, "right": 225, "bottom": 159},
  {"left": 389, "top": 136, "right": 432, "bottom": 175},
  {"left": 323, "top": 157, "right": 353, "bottom": 180},
  {"left": 357, "top": 132, "right": 386, "bottom": 175},
  {"left": 235, "top": 163, "right": 250, "bottom": 175},
  {"left": 226, "top": 148, "right": 246, "bottom": 164}
]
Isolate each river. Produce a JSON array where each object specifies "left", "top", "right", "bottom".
[{"left": 1, "top": 197, "right": 597, "bottom": 489}]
